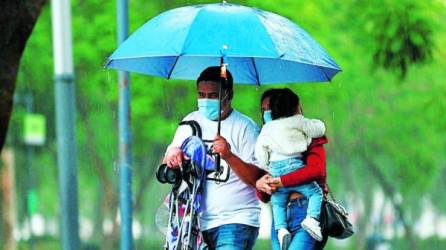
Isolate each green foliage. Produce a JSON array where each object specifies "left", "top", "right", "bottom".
[
  {"left": 6, "top": 0, "right": 446, "bottom": 248},
  {"left": 352, "top": 0, "right": 442, "bottom": 78}
]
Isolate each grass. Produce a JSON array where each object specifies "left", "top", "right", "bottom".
[{"left": 11, "top": 236, "right": 446, "bottom": 250}]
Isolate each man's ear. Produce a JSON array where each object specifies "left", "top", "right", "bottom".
[{"left": 228, "top": 90, "right": 234, "bottom": 100}]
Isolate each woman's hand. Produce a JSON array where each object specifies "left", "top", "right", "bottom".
[
  {"left": 256, "top": 174, "right": 278, "bottom": 195},
  {"left": 267, "top": 177, "right": 283, "bottom": 188}
]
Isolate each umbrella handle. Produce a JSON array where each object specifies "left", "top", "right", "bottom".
[
  {"left": 215, "top": 154, "right": 221, "bottom": 177},
  {"left": 206, "top": 145, "right": 222, "bottom": 177},
  {"left": 216, "top": 57, "right": 228, "bottom": 178},
  {"left": 217, "top": 58, "right": 227, "bottom": 136}
]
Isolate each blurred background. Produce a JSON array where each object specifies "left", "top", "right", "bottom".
[{"left": 1, "top": 0, "right": 445, "bottom": 249}]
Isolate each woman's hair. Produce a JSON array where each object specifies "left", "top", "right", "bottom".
[
  {"left": 260, "top": 88, "right": 280, "bottom": 104},
  {"left": 270, "top": 88, "right": 299, "bottom": 120}
]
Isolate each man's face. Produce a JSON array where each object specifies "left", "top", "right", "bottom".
[
  {"left": 198, "top": 81, "right": 220, "bottom": 99},
  {"left": 197, "top": 81, "right": 231, "bottom": 108}
]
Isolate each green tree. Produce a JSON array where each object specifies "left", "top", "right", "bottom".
[
  {"left": 6, "top": 0, "right": 446, "bottom": 249},
  {"left": 0, "top": 0, "right": 46, "bottom": 151}
]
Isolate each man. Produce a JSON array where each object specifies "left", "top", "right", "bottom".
[{"left": 163, "top": 66, "right": 265, "bottom": 249}]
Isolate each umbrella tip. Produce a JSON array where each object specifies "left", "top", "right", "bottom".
[{"left": 220, "top": 45, "right": 229, "bottom": 63}]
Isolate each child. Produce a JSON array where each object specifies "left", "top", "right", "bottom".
[{"left": 255, "top": 88, "right": 325, "bottom": 249}]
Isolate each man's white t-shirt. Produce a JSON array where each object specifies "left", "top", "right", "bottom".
[{"left": 166, "top": 109, "right": 261, "bottom": 231}]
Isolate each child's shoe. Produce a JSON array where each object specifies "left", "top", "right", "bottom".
[
  {"left": 278, "top": 228, "right": 291, "bottom": 250},
  {"left": 301, "top": 216, "right": 323, "bottom": 241}
]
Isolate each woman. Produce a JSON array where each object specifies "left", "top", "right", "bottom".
[{"left": 256, "top": 89, "right": 329, "bottom": 250}]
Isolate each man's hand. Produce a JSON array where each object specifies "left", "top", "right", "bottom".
[
  {"left": 212, "top": 135, "right": 232, "bottom": 160},
  {"left": 256, "top": 174, "right": 278, "bottom": 195},
  {"left": 163, "top": 147, "right": 188, "bottom": 168}
]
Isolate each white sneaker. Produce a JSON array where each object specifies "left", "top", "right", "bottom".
[
  {"left": 277, "top": 228, "right": 291, "bottom": 250},
  {"left": 301, "top": 216, "right": 323, "bottom": 241}
]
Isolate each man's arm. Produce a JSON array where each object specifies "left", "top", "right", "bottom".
[
  {"left": 213, "top": 135, "right": 266, "bottom": 187},
  {"left": 163, "top": 147, "right": 189, "bottom": 168},
  {"left": 162, "top": 118, "right": 194, "bottom": 168},
  {"left": 256, "top": 175, "right": 275, "bottom": 203},
  {"left": 224, "top": 153, "right": 267, "bottom": 187}
]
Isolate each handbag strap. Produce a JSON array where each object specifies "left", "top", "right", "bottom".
[{"left": 326, "top": 183, "right": 337, "bottom": 202}]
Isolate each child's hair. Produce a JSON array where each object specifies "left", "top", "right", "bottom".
[{"left": 270, "top": 88, "right": 299, "bottom": 120}]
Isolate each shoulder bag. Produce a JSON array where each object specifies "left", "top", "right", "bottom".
[{"left": 319, "top": 184, "right": 354, "bottom": 239}]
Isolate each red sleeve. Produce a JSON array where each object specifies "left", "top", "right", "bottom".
[{"left": 279, "top": 137, "right": 327, "bottom": 191}]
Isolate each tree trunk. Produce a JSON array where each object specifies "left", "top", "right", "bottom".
[
  {"left": 92, "top": 182, "right": 105, "bottom": 241},
  {"left": 133, "top": 145, "right": 164, "bottom": 214},
  {"left": 76, "top": 92, "right": 121, "bottom": 249},
  {"left": 0, "top": 0, "right": 46, "bottom": 151},
  {"left": 362, "top": 149, "right": 419, "bottom": 250},
  {"left": 1, "top": 148, "right": 17, "bottom": 250},
  {"left": 356, "top": 176, "right": 374, "bottom": 249}
]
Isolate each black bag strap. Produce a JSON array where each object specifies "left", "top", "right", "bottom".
[
  {"left": 326, "top": 183, "right": 337, "bottom": 203},
  {"left": 325, "top": 184, "right": 350, "bottom": 220}
]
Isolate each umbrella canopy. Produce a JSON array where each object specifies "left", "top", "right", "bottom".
[{"left": 106, "top": 2, "right": 341, "bottom": 84}]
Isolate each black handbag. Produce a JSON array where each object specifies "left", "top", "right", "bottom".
[{"left": 320, "top": 185, "right": 354, "bottom": 239}]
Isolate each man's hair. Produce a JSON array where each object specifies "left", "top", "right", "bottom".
[
  {"left": 270, "top": 88, "right": 300, "bottom": 120},
  {"left": 196, "top": 66, "right": 233, "bottom": 91}
]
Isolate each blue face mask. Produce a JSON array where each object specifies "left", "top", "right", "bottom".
[
  {"left": 198, "top": 99, "right": 220, "bottom": 120},
  {"left": 263, "top": 110, "right": 272, "bottom": 123}
]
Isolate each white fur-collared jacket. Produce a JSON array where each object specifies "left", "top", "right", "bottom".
[{"left": 255, "top": 114, "right": 325, "bottom": 169}]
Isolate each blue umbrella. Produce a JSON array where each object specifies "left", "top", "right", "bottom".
[{"left": 106, "top": 2, "right": 341, "bottom": 84}]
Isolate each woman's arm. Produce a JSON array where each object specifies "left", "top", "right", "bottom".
[
  {"left": 279, "top": 136, "right": 327, "bottom": 188},
  {"left": 256, "top": 136, "right": 328, "bottom": 202}
]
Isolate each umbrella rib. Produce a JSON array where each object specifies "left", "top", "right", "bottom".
[
  {"left": 165, "top": 7, "right": 206, "bottom": 80},
  {"left": 167, "top": 56, "right": 181, "bottom": 79},
  {"left": 251, "top": 57, "right": 260, "bottom": 86},
  {"left": 319, "top": 66, "right": 332, "bottom": 82}
]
